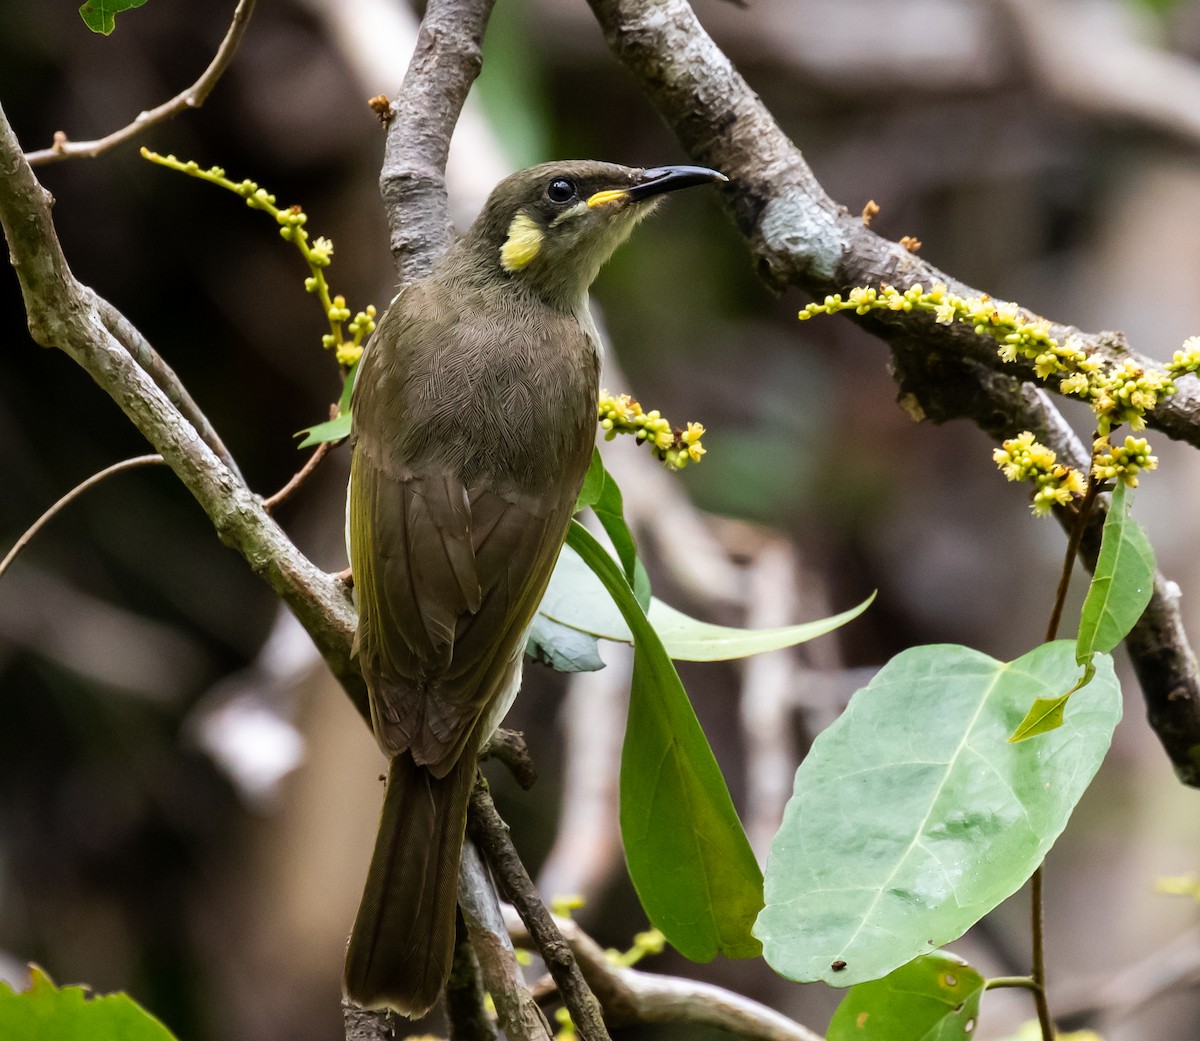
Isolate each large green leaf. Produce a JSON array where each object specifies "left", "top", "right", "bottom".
[
  {"left": 79, "top": 0, "right": 149, "bottom": 34},
  {"left": 0, "top": 966, "right": 178, "bottom": 1041},
  {"left": 567, "top": 521, "right": 763, "bottom": 961},
  {"left": 525, "top": 612, "right": 605, "bottom": 673},
  {"left": 756, "top": 641, "right": 1121, "bottom": 986},
  {"left": 535, "top": 541, "right": 873, "bottom": 662},
  {"left": 826, "top": 951, "right": 984, "bottom": 1041},
  {"left": 1076, "top": 481, "right": 1155, "bottom": 662}
]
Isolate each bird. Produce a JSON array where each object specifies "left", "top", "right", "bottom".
[{"left": 343, "top": 159, "right": 726, "bottom": 1016}]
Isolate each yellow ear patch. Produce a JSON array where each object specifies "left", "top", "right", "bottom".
[
  {"left": 586, "top": 188, "right": 629, "bottom": 208},
  {"left": 500, "top": 212, "right": 544, "bottom": 272}
]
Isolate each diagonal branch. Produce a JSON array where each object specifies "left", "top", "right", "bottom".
[
  {"left": 0, "top": 99, "right": 369, "bottom": 727},
  {"left": 25, "top": 0, "right": 257, "bottom": 167},
  {"left": 379, "top": 0, "right": 498, "bottom": 284},
  {"left": 585, "top": 0, "right": 1200, "bottom": 785}
]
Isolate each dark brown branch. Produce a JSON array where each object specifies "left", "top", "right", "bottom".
[
  {"left": 467, "top": 779, "right": 611, "bottom": 1041},
  {"left": 264, "top": 440, "right": 334, "bottom": 512},
  {"left": 25, "top": 0, "right": 257, "bottom": 166},
  {"left": 481, "top": 728, "right": 538, "bottom": 791},
  {"left": 0, "top": 100, "right": 370, "bottom": 728},
  {"left": 380, "top": 0, "right": 498, "bottom": 284},
  {"left": 586, "top": 0, "right": 1200, "bottom": 786}
]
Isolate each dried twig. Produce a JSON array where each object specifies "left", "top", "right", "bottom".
[
  {"left": 263, "top": 440, "right": 334, "bottom": 512},
  {"left": 467, "top": 779, "right": 611, "bottom": 1041},
  {"left": 0, "top": 454, "right": 165, "bottom": 582},
  {"left": 25, "top": 0, "right": 258, "bottom": 166},
  {"left": 447, "top": 911, "right": 499, "bottom": 1041}
]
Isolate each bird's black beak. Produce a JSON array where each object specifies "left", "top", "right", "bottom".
[{"left": 625, "top": 165, "right": 728, "bottom": 201}]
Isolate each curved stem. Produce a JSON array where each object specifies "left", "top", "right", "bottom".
[
  {"left": 0, "top": 455, "right": 166, "bottom": 581},
  {"left": 263, "top": 440, "right": 334, "bottom": 511}
]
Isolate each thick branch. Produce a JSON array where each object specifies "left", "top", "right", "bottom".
[
  {"left": 0, "top": 100, "right": 369, "bottom": 726},
  {"left": 380, "top": 0, "right": 498, "bottom": 284},
  {"left": 506, "top": 911, "right": 823, "bottom": 1041},
  {"left": 586, "top": 0, "right": 1200, "bottom": 784},
  {"left": 25, "top": 0, "right": 257, "bottom": 166}
]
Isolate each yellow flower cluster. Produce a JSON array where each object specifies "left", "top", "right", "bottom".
[
  {"left": 1092, "top": 434, "right": 1157, "bottom": 487},
  {"left": 993, "top": 432, "right": 1087, "bottom": 515},
  {"left": 803, "top": 281, "right": 1200, "bottom": 508},
  {"left": 598, "top": 391, "right": 706, "bottom": 470},
  {"left": 140, "top": 148, "right": 375, "bottom": 371}
]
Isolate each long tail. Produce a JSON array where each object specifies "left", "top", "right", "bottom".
[{"left": 343, "top": 751, "right": 476, "bottom": 1016}]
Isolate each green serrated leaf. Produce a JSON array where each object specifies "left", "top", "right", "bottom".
[
  {"left": 1076, "top": 481, "right": 1155, "bottom": 663},
  {"left": 756, "top": 641, "right": 1121, "bottom": 987},
  {"left": 1009, "top": 660, "right": 1096, "bottom": 742},
  {"left": 296, "top": 411, "right": 351, "bottom": 448},
  {"left": 79, "top": 0, "right": 150, "bottom": 34},
  {"left": 0, "top": 966, "right": 179, "bottom": 1041},
  {"left": 827, "top": 950, "right": 984, "bottom": 1041},
  {"left": 536, "top": 542, "right": 872, "bottom": 663},
  {"left": 568, "top": 521, "right": 763, "bottom": 961},
  {"left": 525, "top": 612, "right": 605, "bottom": 672}
]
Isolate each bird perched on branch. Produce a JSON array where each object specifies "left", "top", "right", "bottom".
[{"left": 343, "top": 159, "right": 726, "bottom": 1016}]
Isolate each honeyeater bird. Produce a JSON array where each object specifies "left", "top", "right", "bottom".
[{"left": 343, "top": 160, "right": 726, "bottom": 1015}]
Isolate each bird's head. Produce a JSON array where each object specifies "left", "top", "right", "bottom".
[{"left": 460, "top": 160, "right": 726, "bottom": 309}]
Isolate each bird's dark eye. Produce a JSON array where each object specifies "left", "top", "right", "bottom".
[{"left": 546, "top": 178, "right": 577, "bottom": 204}]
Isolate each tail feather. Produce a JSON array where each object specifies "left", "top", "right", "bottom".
[{"left": 343, "top": 751, "right": 475, "bottom": 1016}]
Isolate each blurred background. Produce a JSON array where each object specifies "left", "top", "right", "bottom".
[{"left": 3, "top": 0, "right": 1200, "bottom": 1038}]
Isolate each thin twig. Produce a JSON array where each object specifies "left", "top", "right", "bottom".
[
  {"left": 1030, "top": 867, "right": 1055, "bottom": 1041},
  {"left": 25, "top": 0, "right": 258, "bottom": 166},
  {"left": 0, "top": 455, "right": 166, "bottom": 582},
  {"left": 467, "top": 779, "right": 611, "bottom": 1041},
  {"left": 263, "top": 440, "right": 334, "bottom": 512},
  {"left": 97, "top": 300, "right": 245, "bottom": 484},
  {"left": 480, "top": 728, "right": 538, "bottom": 791}
]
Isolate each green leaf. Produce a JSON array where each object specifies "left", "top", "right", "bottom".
[
  {"left": 338, "top": 358, "right": 360, "bottom": 415},
  {"left": 756, "top": 641, "right": 1121, "bottom": 987},
  {"left": 1076, "top": 481, "right": 1155, "bottom": 662},
  {"left": 1009, "top": 660, "right": 1096, "bottom": 742},
  {"left": 827, "top": 951, "right": 984, "bottom": 1041},
  {"left": 296, "top": 411, "right": 351, "bottom": 448},
  {"left": 0, "top": 966, "right": 179, "bottom": 1041},
  {"left": 79, "top": 0, "right": 150, "bottom": 34},
  {"left": 576, "top": 448, "right": 651, "bottom": 609},
  {"left": 525, "top": 612, "right": 605, "bottom": 672},
  {"left": 567, "top": 521, "right": 763, "bottom": 961},
  {"left": 536, "top": 541, "right": 872, "bottom": 662}
]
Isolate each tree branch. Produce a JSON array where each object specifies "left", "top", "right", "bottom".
[
  {"left": 506, "top": 910, "right": 824, "bottom": 1041},
  {"left": 380, "top": 0, "right": 499, "bottom": 284},
  {"left": 0, "top": 100, "right": 370, "bottom": 727},
  {"left": 585, "top": 0, "right": 1200, "bottom": 785},
  {"left": 24, "top": 0, "right": 257, "bottom": 167},
  {"left": 467, "top": 779, "right": 611, "bottom": 1041}
]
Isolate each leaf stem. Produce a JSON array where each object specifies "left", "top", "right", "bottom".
[
  {"left": 1030, "top": 866, "right": 1054, "bottom": 1041},
  {"left": 984, "top": 975, "right": 1040, "bottom": 991}
]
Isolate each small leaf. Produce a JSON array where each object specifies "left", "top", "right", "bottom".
[
  {"left": 79, "top": 0, "right": 150, "bottom": 34},
  {"left": 568, "top": 521, "right": 763, "bottom": 961},
  {"left": 1009, "top": 660, "right": 1095, "bottom": 742},
  {"left": 575, "top": 447, "right": 606, "bottom": 511},
  {"left": 525, "top": 613, "right": 605, "bottom": 672},
  {"left": 827, "top": 951, "right": 984, "bottom": 1041},
  {"left": 1076, "top": 481, "right": 1155, "bottom": 662},
  {"left": 296, "top": 412, "right": 351, "bottom": 448},
  {"left": 0, "top": 966, "right": 179, "bottom": 1041},
  {"left": 338, "top": 358, "right": 360, "bottom": 415},
  {"left": 538, "top": 542, "right": 872, "bottom": 662},
  {"left": 756, "top": 641, "right": 1121, "bottom": 987}
]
